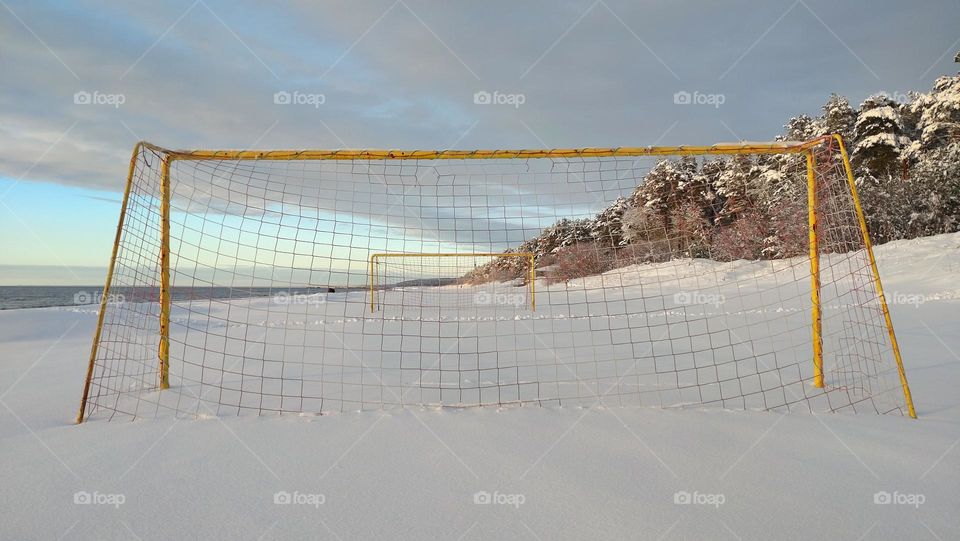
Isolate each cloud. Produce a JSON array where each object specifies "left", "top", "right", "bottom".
[{"left": 1, "top": 0, "right": 957, "bottom": 195}]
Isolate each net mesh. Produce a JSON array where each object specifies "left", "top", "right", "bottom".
[{"left": 79, "top": 138, "right": 911, "bottom": 420}]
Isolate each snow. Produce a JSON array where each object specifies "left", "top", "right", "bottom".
[
  {"left": 716, "top": 141, "right": 806, "bottom": 146},
  {"left": 858, "top": 106, "right": 900, "bottom": 122},
  {"left": 2, "top": 233, "right": 960, "bottom": 539},
  {"left": 855, "top": 132, "right": 901, "bottom": 151}
]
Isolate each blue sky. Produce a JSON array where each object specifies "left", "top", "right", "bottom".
[
  {"left": 0, "top": 178, "right": 120, "bottom": 283},
  {"left": 0, "top": 0, "right": 958, "bottom": 284}
]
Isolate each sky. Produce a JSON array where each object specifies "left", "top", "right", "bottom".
[{"left": 0, "top": 0, "right": 958, "bottom": 284}]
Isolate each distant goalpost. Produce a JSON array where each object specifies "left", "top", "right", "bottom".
[{"left": 76, "top": 135, "right": 916, "bottom": 422}]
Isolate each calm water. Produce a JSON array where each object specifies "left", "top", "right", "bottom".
[{"left": 0, "top": 286, "right": 345, "bottom": 310}]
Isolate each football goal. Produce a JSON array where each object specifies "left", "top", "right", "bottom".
[{"left": 77, "top": 135, "right": 916, "bottom": 422}]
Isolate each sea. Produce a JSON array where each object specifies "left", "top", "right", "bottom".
[{"left": 0, "top": 286, "right": 345, "bottom": 310}]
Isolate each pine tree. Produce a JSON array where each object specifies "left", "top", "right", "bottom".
[
  {"left": 785, "top": 114, "right": 816, "bottom": 141},
  {"left": 697, "top": 159, "right": 726, "bottom": 226},
  {"left": 629, "top": 158, "right": 698, "bottom": 232},
  {"left": 713, "top": 155, "right": 761, "bottom": 225},
  {"left": 907, "top": 74, "right": 960, "bottom": 150},
  {"left": 671, "top": 200, "right": 711, "bottom": 258},
  {"left": 852, "top": 94, "right": 908, "bottom": 175},
  {"left": 817, "top": 94, "right": 857, "bottom": 141},
  {"left": 589, "top": 197, "right": 628, "bottom": 248},
  {"left": 906, "top": 143, "right": 960, "bottom": 236}
]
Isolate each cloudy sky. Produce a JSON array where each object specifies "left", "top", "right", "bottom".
[{"left": 0, "top": 0, "right": 957, "bottom": 283}]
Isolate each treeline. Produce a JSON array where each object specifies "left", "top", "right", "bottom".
[{"left": 471, "top": 73, "right": 960, "bottom": 284}]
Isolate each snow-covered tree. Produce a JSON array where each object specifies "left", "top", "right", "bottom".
[
  {"left": 589, "top": 197, "right": 628, "bottom": 248},
  {"left": 670, "top": 200, "right": 711, "bottom": 258},
  {"left": 621, "top": 205, "right": 663, "bottom": 244},
  {"left": 485, "top": 72, "right": 958, "bottom": 282},
  {"left": 631, "top": 159, "right": 693, "bottom": 211},
  {"left": 905, "top": 143, "right": 960, "bottom": 236},
  {"left": 785, "top": 114, "right": 816, "bottom": 141},
  {"left": 906, "top": 74, "right": 960, "bottom": 151},
  {"left": 852, "top": 94, "right": 910, "bottom": 175},
  {"left": 816, "top": 94, "right": 857, "bottom": 141},
  {"left": 518, "top": 217, "right": 593, "bottom": 259},
  {"left": 713, "top": 156, "right": 761, "bottom": 225}
]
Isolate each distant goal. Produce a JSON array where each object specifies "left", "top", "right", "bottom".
[
  {"left": 369, "top": 252, "right": 536, "bottom": 313},
  {"left": 77, "top": 136, "right": 916, "bottom": 422}
]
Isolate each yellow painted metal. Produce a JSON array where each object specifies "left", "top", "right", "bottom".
[
  {"left": 76, "top": 143, "right": 142, "bottom": 424},
  {"left": 806, "top": 151, "right": 824, "bottom": 388},
  {"left": 530, "top": 256, "right": 536, "bottom": 310},
  {"left": 369, "top": 255, "right": 376, "bottom": 313},
  {"left": 369, "top": 252, "right": 536, "bottom": 312},
  {"left": 832, "top": 135, "right": 917, "bottom": 418},
  {"left": 149, "top": 140, "right": 827, "bottom": 163},
  {"left": 158, "top": 157, "right": 171, "bottom": 390}
]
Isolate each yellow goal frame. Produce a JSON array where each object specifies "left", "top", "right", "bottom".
[{"left": 76, "top": 135, "right": 916, "bottom": 423}]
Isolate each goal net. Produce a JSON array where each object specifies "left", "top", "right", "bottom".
[{"left": 77, "top": 136, "right": 916, "bottom": 422}]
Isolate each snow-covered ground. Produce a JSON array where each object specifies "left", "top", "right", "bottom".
[{"left": 2, "top": 233, "right": 959, "bottom": 540}]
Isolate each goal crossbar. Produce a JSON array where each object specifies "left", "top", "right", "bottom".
[{"left": 144, "top": 140, "right": 825, "bottom": 162}]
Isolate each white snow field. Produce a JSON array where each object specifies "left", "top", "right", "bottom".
[{"left": 2, "top": 233, "right": 959, "bottom": 540}]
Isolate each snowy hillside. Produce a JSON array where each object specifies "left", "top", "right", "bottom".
[{"left": 1, "top": 233, "right": 959, "bottom": 540}]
